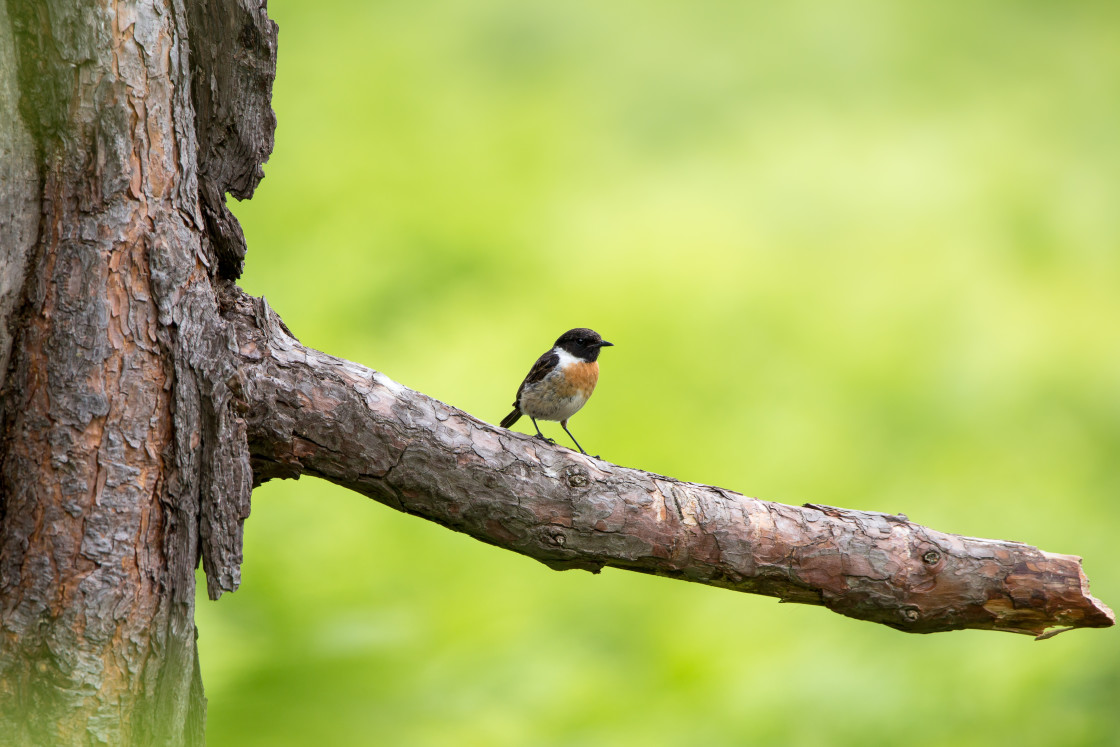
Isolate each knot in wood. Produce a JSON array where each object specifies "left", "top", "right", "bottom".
[
  {"left": 900, "top": 607, "right": 921, "bottom": 623},
  {"left": 562, "top": 465, "right": 590, "bottom": 489},
  {"left": 921, "top": 550, "right": 942, "bottom": 565},
  {"left": 543, "top": 526, "right": 566, "bottom": 547}
]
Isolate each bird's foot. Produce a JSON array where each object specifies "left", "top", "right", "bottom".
[{"left": 534, "top": 433, "right": 556, "bottom": 445}]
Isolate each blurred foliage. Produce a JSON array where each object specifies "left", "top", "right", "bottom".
[{"left": 197, "top": 0, "right": 1120, "bottom": 744}]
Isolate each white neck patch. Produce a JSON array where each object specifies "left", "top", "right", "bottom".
[{"left": 553, "top": 347, "right": 582, "bottom": 367}]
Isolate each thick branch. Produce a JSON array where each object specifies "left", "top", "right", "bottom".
[{"left": 224, "top": 289, "right": 1114, "bottom": 639}]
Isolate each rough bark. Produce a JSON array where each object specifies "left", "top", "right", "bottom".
[
  {"left": 185, "top": 0, "right": 277, "bottom": 279},
  {"left": 225, "top": 290, "right": 1113, "bottom": 639},
  {"left": 0, "top": 0, "right": 37, "bottom": 390},
  {"left": 0, "top": 0, "right": 272, "bottom": 743}
]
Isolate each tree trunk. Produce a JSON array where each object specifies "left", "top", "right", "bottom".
[
  {"left": 0, "top": 0, "right": 1112, "bottom": 744},
  {"left": 0, "top": 0, "right": 273, "bottom": 743}
]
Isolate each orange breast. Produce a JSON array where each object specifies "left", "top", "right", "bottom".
[{"left": 560, "top": 360, "right": 599, "bottom": 398}]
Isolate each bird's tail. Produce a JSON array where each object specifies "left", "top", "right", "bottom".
[{"left": 500, "top": 409, "right": 521, "bottom": 428}]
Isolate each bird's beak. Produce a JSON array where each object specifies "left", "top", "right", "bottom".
[{"left": 599, "top": 340, "right": 614, "bottom": 347}]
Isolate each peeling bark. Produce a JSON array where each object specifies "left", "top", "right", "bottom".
[
  {"left": 185, "top": 0, "right": 277, "bottom": 279},
  {"left": 225, "top": 290, "right": 1114, "bottom": 639}
]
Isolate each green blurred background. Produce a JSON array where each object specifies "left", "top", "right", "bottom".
[{"left": 196, "top": 1, "right": 1120, "bottom": 744}]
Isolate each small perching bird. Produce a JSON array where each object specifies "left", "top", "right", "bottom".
[{"left": 500, "top": 328, "right": 613, "bottom": 455}]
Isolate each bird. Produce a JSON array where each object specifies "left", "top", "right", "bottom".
[{"left": 500, "top": 328, "right": 613, "bottom": 455}]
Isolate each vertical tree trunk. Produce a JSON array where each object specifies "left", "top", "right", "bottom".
[{"left": 0, "top": 1, "right": 274, "bottom": 743}]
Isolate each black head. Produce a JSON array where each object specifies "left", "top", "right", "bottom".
[{"left": 554, "top": 328, "right": 613, "bottom": 361}]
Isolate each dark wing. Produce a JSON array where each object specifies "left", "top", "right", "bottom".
[{"left": 513, "top": 350, "right": 559, "bottom": 406}]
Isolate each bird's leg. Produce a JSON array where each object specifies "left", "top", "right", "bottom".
[
  {"left": 530, "top": 418, "right": 555, "bottom": 444},
  {"left": 560, "top": 419, "right": 592, "bottom": 456}
]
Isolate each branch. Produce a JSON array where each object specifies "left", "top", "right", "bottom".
[{"left": 222, "top": 288, "right": 1114, "bottom": 639}]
